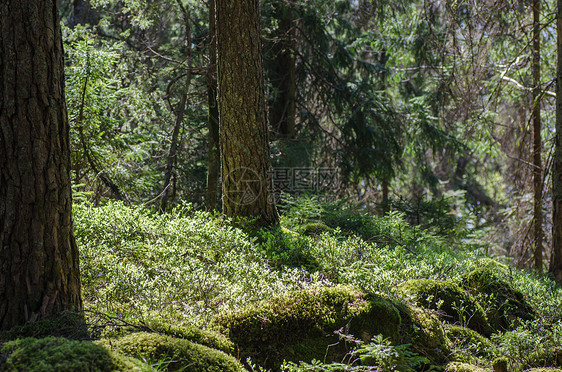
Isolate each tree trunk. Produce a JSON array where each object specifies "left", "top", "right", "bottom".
[
  {"left": 216, "top": 0, "right": 279, "bottom": 226},
  {"left": 206, "top": 0, "right": 220, "bottom": 212},
  {"left": 0, "top": 0, "right": 82, "bottom": 330},
  {"left": 551, "top": 0, "right": 562, "bottom": 281},
  {"left": 532, "top": 0, "right": 543, "bottom": 273}
]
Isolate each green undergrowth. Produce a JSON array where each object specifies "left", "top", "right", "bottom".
[{"left": 3, "top": 197, "right": 560, "bottom": 371}]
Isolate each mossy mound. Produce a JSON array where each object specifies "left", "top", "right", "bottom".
[
  {"left": 144, "top": 319, "right": 234, "bottom": 353},
  {"left": 521, "top": 349, "right": 562, "bottom": 370},
  {"left": 395, "top": 302, "right": 450, "bottom": 364},
  {"left": 0, "top": 312, "right": 90, "bottom": 342},
  {"left": 297, "top": 222, "right": 332, "bottom": 236},
  {"left": 0, "top": 337, "right": 143, "bottom": 371},
  {"left": 100, "top": 332, "right": 245, "bottom": 372},
  {"left": 212, "top": 285, "right": 401, "bottom": 369},
  {"left": 445, "top": 362, "right": 487, "bottom": 372},
  {"left": 445, "top": 325, "right": 496, "bottom": 362},
  {"left": 398, "top": 279, "right": 491, "bottom": 336},
  {"left": 524, "top": 369, "right": 562, "bottom": 372},
  {"left": 460, "top": 266, "right": 535, "bottom": 331}
]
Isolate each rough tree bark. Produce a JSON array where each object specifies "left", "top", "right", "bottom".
[
  {"left": 532, "top": 0, "right": 543, "bottom": 272},
  {"left": 551, "top": 0, "right": 562, "bottom": 281},
  {"left": 0, "top": 0, "right": 82, "bottom": 329},
  {"left": 216, "top": 0, "right": 279, "bottom": 226}
]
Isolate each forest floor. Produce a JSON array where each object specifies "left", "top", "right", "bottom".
[{"left": 1, "top": 198, "right": 562, "bottom": 371}]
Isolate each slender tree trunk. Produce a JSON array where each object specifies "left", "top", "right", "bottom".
[
  {"left": 206, "top": 0, "right": 220, "bottom": 211},
  {"left": 532, "top": 0, "right": 543, "bottom": 272},
  {"left": 269, "top": 1, "right": 297, "bottom": 139},
  {"left": 161, "top": 1, "right": 192, "bottom": 211},
  {"left": 551, "top": 0, "right": 562, "bottom": 281},
  {"left": 216, "top": 0, "right": 279, "bottom": 226},
  {"left": 0, "top": 0, "right": 82, "bottom": 329}
]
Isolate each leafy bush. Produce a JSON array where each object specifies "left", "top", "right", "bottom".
[{"left": 75, "top": 201, "right": 326, "bottom": 331}]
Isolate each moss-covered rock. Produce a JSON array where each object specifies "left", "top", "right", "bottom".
[
  {"left": 460, "top": 266, "right": 535, "bottom": 331},
  {"left": 395, "top": 302, "right": 450, "bottom": 364},
  {"left": 398, "top": 279, "right": 491, "bottom": 336},
  {"left": 212, "top": 285, "right": 401, "bottom": 369},
  {"left": 445, "top": 325, "right": 496, "bottom": 363},
  {"left": 297, "top": 222, "right": 332, "bottom": 236},
  {"left": 101, "top": 332, "right": 245, "bottom": 372},
  {"left": 521, "top": 348, "right": 562, "bottom": 370},
  {"left": 445, "top": 362, "right": 487, "bottom": 372},
  {"left": 144, "top": 319, "right": 234, "bottom": 353},
  {"left": 0, "top": 337, "right": 143, "bottom": 371},
  {"left": 493, "top": 357, "right": 508, "bottom": 372}
]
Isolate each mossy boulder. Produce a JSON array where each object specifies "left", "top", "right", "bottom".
[
  {"left": 0, "top": 337, "right": 143, "bottom": 371},
  {"left": 445, "top": 325, "right": 496, "bottom": 362},
  {"left": 521, "top": 348, "right": 562, "bottom": 370},
  {"left": 445, "top": 362, "right": 487, "bottom": 372},
  {"left": 395, "top": 302, "right": 450, "bottom": 364},
  {"left": 144, "top": 319, "right": 234, "bottom": 353},
  {"left": 398, "top": 279, "right": 492, "bottom": 336},
  {"left": 100, "top": 332, "right": 245, "bottom": 372},
  {"left": 460, "top": 266, "right": 535, "bottom": 331},
  {"left": 297, "top": 222, "right": 332, "bottom": 236},
  {"left": 212, "top": 285, "right": 401, "bottom": 369}
]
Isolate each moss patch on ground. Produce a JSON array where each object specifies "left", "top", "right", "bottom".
[
  {"left": 99, "top": 332, "right": 245, "bottom": 372},
  {"left": 213, "top": 285, "right": 401, "bottom": 369},
  {"left": 445, "top": 362, "right": 487, "bottom": 372},
  {"left": 0, "top": 337, "right": 143, "bottom": 371},
  {"left": 460, "top": 266, "right": 535, "bottom": 331},
  {"left": 445, "top": 325, "right": 496, "bottom": 363},
  {"left": 0, "top": 312, "right": 90, "bottom": 342},
  {"left": 398, "top": 279, "right": 491, "bottom": 336},
  {"left": 213, "top": 284, "right": 451, "bottom": 369},
  {"left": 143, "top": 319, "right": 234, "bottom": 353}
]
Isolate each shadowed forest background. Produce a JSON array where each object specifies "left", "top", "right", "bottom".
[
  {"left": 62, "top": 0, "right": 555, "bottom": 268},
  {"left": 4, "top": 0, "right": 562, "bottom": 371}
]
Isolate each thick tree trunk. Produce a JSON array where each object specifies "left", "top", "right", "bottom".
[
  {"left": 551, "top": 0, "right": 562, "bottom": 281},
  {"left": 532, "top": 0, "right": 543, "bottom": 272},
  {"left": 206, "top": 0, "right": 220, "bottom": 212},
  {"left": 269, "top": 2, "right": 297, "bottom": 139},
  {"left": 0, "top": 0, "right": 82, "bottom": 329},
  {"left": 216, "top": 0, "right": 279, "bottom": 226}
]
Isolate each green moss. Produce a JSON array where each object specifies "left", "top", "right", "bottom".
[
  {"left": 144, "top": 319, "right": 234, "bottom": 353},
  {"left": 445, "top": 325, "right": 496, "bottom": 362},
  {"left": 212, "top": 285, "right": 401, "bottom": 369},
  {"left": 297, "top": 222, "right": 332, "bottom": 236},
  {"left": 0, "top": 337, "right": 143, "bottom": 371},
  {"left": 523, "top": 369, "right": 562, "bottom": 372},
  {"left": 396, "top": 302, "right": 450, "bottom": 364},
  {"left": 521, "top": 349, "right": 561, "bottom": 370},
  {"left": 493, "top": 357, "right": 508, "bottom": 372},
  {"left": 398, "top": 279, "right": 491, "bottom": 336},
  {"left": 476, "top": 258, "right": 509, "bottom": 273},
  {"left": 445, "top": 362, "right": 487, "bottom": 372},
  {"left": 0, "top": 312, "right": 90, "bottom": 341},
  {"left": 460, "top": 266, "right": 535, "bottom": 331},
  {"left": 101, "top": 332, "right": 245, "bottom": 372}
]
